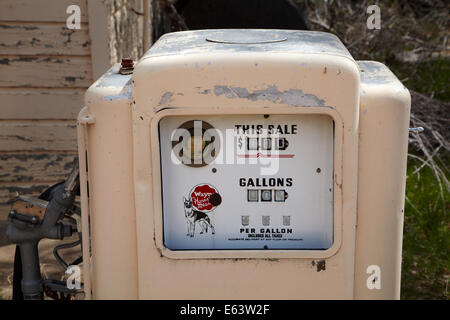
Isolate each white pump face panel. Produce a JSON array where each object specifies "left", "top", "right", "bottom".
[{"left": 159, "top": 114, "right": 334, "bottom": 250}]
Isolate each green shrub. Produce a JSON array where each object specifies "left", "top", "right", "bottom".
[{"left": 402, "top": 156, "right": 449, "bottom": 299}]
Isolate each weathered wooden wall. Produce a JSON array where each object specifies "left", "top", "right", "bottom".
[
  {"left": 109, "top": 0, "right": 146, "bottom": 62},
  {"left": 0, "top": 0, "right": 89, "bottom": 218},
  {"left": 0, "top": 0, "right": 148, "bottom": 219}
]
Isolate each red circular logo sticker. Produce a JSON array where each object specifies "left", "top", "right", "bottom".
[{"left": 190, "top": 184, "right": 220, "bottom": 212}]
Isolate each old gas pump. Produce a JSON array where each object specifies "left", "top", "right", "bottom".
[
  {"left": 9, "top": 29, "right": 411, "bottom": 300},
  {"left": 78, "top": 29, "right": 410, "bottom": 299}
]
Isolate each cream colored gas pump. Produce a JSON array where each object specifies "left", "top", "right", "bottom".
[{"left": 78, "top": 29, "right": 410, "bottom": 299}]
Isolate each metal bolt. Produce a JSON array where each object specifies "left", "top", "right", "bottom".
[
  {"left": 409, "top": 127, "right": 424, "bottom": 133},
  {"left": 119, "top": 58, "right": 134, "bottom": 75}
]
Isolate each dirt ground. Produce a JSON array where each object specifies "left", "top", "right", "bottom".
[{"left": 0, "top": 219, "right": 80, "bottom": 300}]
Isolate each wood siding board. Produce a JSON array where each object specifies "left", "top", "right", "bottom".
[
  {"left": 87, "top": 0, "right": 113, "bottom": 79},
  {"left": 0, "top": 56, "right": 93, "bottom": 88},
  {"left": 0, "top": 153, "right": 77, "bottom": 183},
  {"left": 0, "top": 182, "right": 57, "bottom": 206},
  {"left": 0, "top": 204, "right": 11, "bottom": 220},
  {"left": 0, "top": 121, "right": 77, "bottom": 151},
  {"left": 110, "top": 0, "right": 145, "bottom": 61},
  {"left": 0, "top": 89, "right": 85, "bottom": 119},
  {"left": 0, "top": 23, "right": 90, "bottom": 55},
  {"left": 88, "top": 0, "right": 147, "bottom": 79},
  {"left": 0, "top": 0, "right": 88, "bottom": 23}
]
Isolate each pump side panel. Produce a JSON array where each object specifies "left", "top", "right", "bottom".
[
  {"left": 83, "top": 64, "right": 139, "bottom": 299},
  {"left": 354, "top": 61, "right": 411, "bottom": 299}
]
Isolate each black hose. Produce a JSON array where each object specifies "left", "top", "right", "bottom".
[
  {"left": 53, "top": 239, "right": 81, "bottom": 269},
  {"left": 70, "top": 256, "right": 83, "bottom": 266}
]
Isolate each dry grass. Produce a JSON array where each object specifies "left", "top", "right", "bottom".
[
  {"left": 303, "top": 0, "right": 449, "bottom": 60},
  {"left": 301, "top": 0, "right": 449, "bottom": 299}
]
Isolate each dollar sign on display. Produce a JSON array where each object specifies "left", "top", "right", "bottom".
[{"left": 238, "top": 136, "right": 243, "bottom": 149}]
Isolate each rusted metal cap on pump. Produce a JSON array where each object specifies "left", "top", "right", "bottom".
[{"left": 119, "top": 58, "right": 134, "bottom": 75}]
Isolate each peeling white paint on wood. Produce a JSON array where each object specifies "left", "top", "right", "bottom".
[
  {"left": 0, "top": 22, "right": 90, "bottom": 56},
  {"left": 0, "top": 88, "right": 84, "bottom": 119},
  {"left": 0, "top": 121, "right": 77, "bottom": 151},
  {"left": 0, "top": 153, "right": 77, "bottom": 183},
  {"left": 0, "top": 0, "right": 149, "bottom": 219},
  {"left": 0, "top": 56, "right": 92, "bottom": 88},
  {"left": 0, "top": 183, "right": 56, "bottom": 206},
  {"left": 0, "top": 0, "right": 88, "bottom": 22}
]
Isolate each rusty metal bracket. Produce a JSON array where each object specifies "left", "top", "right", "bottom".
[{"left": 9, "top": 196, "right": 48, "bottom": 225}]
